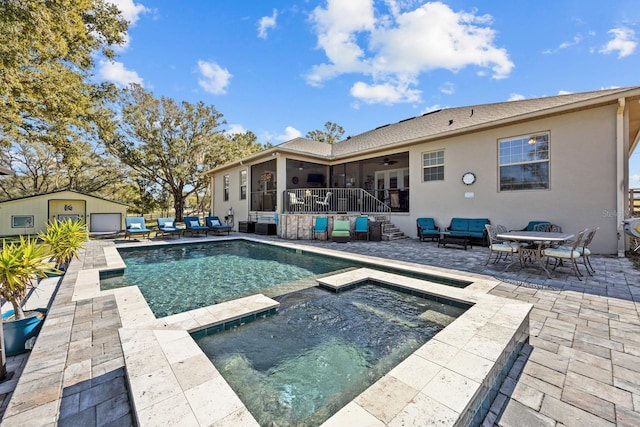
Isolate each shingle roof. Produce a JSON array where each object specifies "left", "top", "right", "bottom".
[
  {"left": 208, "top": 86, "right": 639, "bottom": 173},
  {"left": 331, "top": 87, "right": 638, "bottom": 157}
]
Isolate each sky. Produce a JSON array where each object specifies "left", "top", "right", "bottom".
[{"left": 99, "top": 0, "right": 640, "bottom": 187}]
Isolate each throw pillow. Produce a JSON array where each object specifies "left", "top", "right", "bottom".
[
  {"left": 210, "top": 219, "right": 221, "bottom": 226},
  {"left": 130, "top": 223, "right": 142, "bottom": 229},
  {"left": 165, "top": 221, "right": 174, "bottom": 228},
  {"left": 190, "top": 220, "right": 200, "bottom": 227}
]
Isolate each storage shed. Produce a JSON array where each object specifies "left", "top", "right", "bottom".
[{"left": 0, "top": 190, "right": 127, "bottom": 236}]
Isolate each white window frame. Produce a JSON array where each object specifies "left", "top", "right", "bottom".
[
  {"left": 240, "top": 170, "right": 247, "bottom": 200},
  {"left": 223, "top": 175, "right": 230, "bottom": 201},
  {"left": 498, "top": 132, "right": 550, "bottom": 191},
  {"left": 422, "top": 150, "right": 444, "bottom": 182},
  {"left": 12, "top": 215, "right": 34, "bottom": 228}
]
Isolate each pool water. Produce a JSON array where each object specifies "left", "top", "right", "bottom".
[
  {"left": 196, "top": 283, "right": 467, "bottom": 426},
  {"left": 101, "top": 240, "right": 359, "bottom": 317}
]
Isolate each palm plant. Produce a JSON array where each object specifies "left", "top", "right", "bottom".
[
  {"left": 0, "top": 237, "right": 54, "bottom": 320},
  {"left": 38, "top": 219, "right": 88, "bottom": 270}
]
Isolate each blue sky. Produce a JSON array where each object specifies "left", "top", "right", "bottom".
[{"left": 100, "top": 0, "right": 640, "bottom": 187}]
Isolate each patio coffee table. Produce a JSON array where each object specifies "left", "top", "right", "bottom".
[{"left": 438, "top": 232, "right": 472, "bottom": 250}]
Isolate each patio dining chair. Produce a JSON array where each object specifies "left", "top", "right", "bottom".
[
  {"left": 485, "top": 224, "right": 519, "bottom": 266},
  {"left": 542, "top": 229, "right": 587, "bottom": 280}
]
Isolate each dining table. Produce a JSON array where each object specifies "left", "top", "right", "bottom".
[{"left": 496, "top": 231, "right": 575, "bottom": 278}]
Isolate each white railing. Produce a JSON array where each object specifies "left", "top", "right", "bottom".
[{"left": 283, "top": 188, "right": 392, "bottom": 215}]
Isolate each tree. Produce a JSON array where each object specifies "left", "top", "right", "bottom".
[
  {"left": 0, "top": 0, "right": 127, "bottom": 163},
  {"left": 305, "top": 121, "right": 345, "bottom": 144},
  {"left": 106, "top": 84, "right": 265, "bottom": 221}
]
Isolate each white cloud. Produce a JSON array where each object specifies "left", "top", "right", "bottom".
[
  {"left": 106, "top": 0, "right": 151, "bottom": 50},
  {"left": 557, "top": 90, "right": 573, "bottom": 95},
  {"left": 258, "top": 9, "right": 278, "bottom": 39},
  {"left": 306, "top": 0, "right": 513, "bottom": 105},
  {"left": 97, "top": 60, "right": 143, "bottom": 87},
  {"left": 507, "top": 93, "right": 525, "bottom": 101},
  {"left": 227, "top": 124, "right": 247, "bottom": 135},
  {"left": 197, "top": 60, "right": 233, "bottom": 95},
  {"left": 276, "top": 126, "right": 302, "bottom": 141},
  {"left": 600, "top": 27, "right": 637, "bottom": 58},
  {"left": 350, "top": 81, "right": 421, "bottom": 104},
  {"left": 440, "top": 82, "right": 455, "bottom": 95}
]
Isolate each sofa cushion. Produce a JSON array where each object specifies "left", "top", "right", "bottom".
[
  {"left": 469, "top": 219, "right": 489, "bottom": 233},
  {"left": 449, "top": 218, "right": 469, "bottom": 231}
]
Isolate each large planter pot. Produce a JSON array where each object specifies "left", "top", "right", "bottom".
[{"left": 2, "top": 308, "right": 48, "bottom": 356}]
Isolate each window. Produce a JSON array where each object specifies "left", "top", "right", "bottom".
[
  {"left": 499, "top": 133, "right": 549, "bottom": 191},
  {"left": 240, "top": 170, "right": 247, "bottom": 200},
  {"left": 422, "top": 150, "right": 444, "bottom": 182},
  {"left": 223, "top": 175, "right": 230, "bottom": 201},
  {"left": 12, "top": 215, "right": 34, "bottom": 228}
]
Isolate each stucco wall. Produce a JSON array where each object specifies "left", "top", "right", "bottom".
[{"left": 406, "top": 104, "right": 618, "bottom": 254}]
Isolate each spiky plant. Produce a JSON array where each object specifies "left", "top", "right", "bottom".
[
  {"left": 0, "top": 237, "right": 55, "bottom": 320},
  {"left": 38, "top": 219, "right": 88, "bottom": 269}
]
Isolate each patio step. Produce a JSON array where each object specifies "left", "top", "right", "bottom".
[{"left": 381, "top": 222, "right": 407, "bottom": 241}]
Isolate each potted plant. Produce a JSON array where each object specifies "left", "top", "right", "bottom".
[
  {"left": 38, "top": 218, "right": 88, "bottom": 271},
  {"left": 0, "top": 237, "right": 56, "bottom": 378}
]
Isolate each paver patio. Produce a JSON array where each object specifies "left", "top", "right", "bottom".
[{"left": 1, "top": 234, "right": 639, "bottom": 426}]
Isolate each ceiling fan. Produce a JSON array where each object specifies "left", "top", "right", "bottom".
[{"left": 380, "top": 157, "right": 397, "bottom": 166}]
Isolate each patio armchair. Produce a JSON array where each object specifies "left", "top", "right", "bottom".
[
  {"left": 205, "top": 216, "right": 233, "bottom": 235},
  {"left": 313, "top": 216, "right": 328, "bottom": 240},
  {"left": 183, "top": 216, "right": 209, "bottom": 237},
  {"left": 331, "top": 219, "right": 351, "bottom": 243},
  {"left": 315, "top": 192, "right": 332, "bottom": 211},
  {"left": 125, "top": 217, "right": 151, "bottom": 239},
  {"left": 288, "top": 192, "right": 305, "bottom": 211},
  {"left": 353, "top": 216, "right": 369, "bottom": 240},
  {"left": 416, "top": 217, "right": 439, "bottom": 242},
  {"left": 156, "top": 218, "right": 183, "bottom": 238},
  {"left": 514, "top": 221, "right": 550, "bottom": 232}
]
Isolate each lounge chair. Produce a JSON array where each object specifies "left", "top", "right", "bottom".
[
  {"left": 332, "top": 219, "right": 351, "bottom": 243},
  {"left": 313, "top": 216, "right": 328, "bottom": 240},
  {"left": 416, "top": 217, "right": 439, "bottom": 242},
  {"left": 205, "top": 216, "right": 232, "bottom": 235},
  {"left": 183, "top": 216, "right": 209, "bottom": 237},
  {"left": 125, "top": 217, "right": 151, "bottom": 239},
  {"left": 156, "top": 218, "right": 183, "bottom": 238},
  {"left": 354, "top": 216, "right": 369, "bottom": 240}
]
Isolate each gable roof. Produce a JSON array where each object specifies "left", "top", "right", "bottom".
[
  {"left": 206, "top": 86, "right": 640, "bottom": 173},
  {"left": 0, "top": 189, "right": 128, "bottom": 206},
  {"left": 332, "top": 86, "right": 640, "bottom": 157}
]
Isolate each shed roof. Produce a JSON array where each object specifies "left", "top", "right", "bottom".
[{"left": 0, "top": 189, "right": 128, "bottom": 206}]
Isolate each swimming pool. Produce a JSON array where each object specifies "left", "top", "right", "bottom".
[
  {"left": 100, "top": 240, "right": 470, "bottom": 318},
  {"left": 196, "top": 282, "right": 468, "bottom": 426}
]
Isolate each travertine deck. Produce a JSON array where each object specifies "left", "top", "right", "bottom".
[{"left": 0, "top": 234, "right": 639, "bottom": 426}]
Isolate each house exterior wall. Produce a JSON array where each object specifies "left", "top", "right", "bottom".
[
  {"left": 0, "top": 191, "right": 127, "bottom": 236},
  {"left": 406, "top": 104, "right": 618, "bottom": 254},
  {"left": 212, "top": 166, "right": 250, "bottom": 229}
]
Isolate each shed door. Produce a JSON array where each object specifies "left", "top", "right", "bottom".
[{"left": 90, "top": 213, "right": 121, "bottom": 232}]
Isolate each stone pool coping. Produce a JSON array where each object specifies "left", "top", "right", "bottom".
[{"left": 7, "top": 236, "right": 532, "bottom": 426}]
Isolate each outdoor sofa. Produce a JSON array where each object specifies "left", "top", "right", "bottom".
[{"left": 445, "top": 217, "right": 490, "bottom": 246}]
